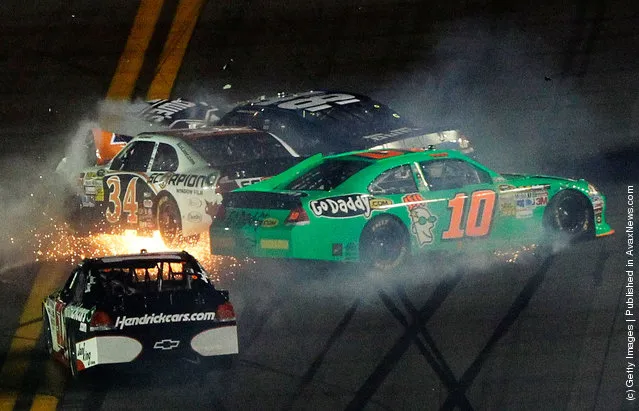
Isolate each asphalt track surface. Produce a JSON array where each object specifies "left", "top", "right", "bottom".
[{"left": 1, "top": 1, "right": 638, "bottom": 410}]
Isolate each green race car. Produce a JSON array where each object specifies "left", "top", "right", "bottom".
[{"left": 210, "top": 148, "right": 614, "bottom": 270}]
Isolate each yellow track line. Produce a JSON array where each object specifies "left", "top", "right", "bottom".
[
  {"left": 107, "top": 0, "right": 166, "bottom": 100},
  {"left": 146, "top": 0, "right": 206, "bottom": 100},
  {"left": 0, "top": 263, "right": 67, "bottom": 411}
]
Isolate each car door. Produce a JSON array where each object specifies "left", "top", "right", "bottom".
[
  {"left": 411, "top": 158, "right": 501, "bottom": 252},
  {"left": 104, "top": 140, "right": 156, "bottom": 230}
]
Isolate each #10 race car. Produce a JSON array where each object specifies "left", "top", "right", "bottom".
[
  {"left": 42, "top": 251, "right": 238, "bottom": 376},
  {"left": 210, "top": 148, "right": 614, "bottom": 270},
  {"left": 71, "top": 126, "right": 301, "bottom": 244}
]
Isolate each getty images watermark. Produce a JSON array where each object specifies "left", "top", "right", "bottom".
[{"left": 626, "top": 185, "right": 635, "bottom": 402}]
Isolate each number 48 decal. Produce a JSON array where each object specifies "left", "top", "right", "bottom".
[
  {"left": 105, "top": 176, "right": 139, "bottom": 224},
  {"left": 442, "top": 190, "right": 496, "bottom": 239}
]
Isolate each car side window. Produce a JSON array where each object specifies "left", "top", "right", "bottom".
[
  {"left": 110, "top": 141, "right": 155, "bottom": 172},
  {"left": 69, "top": 270, "right": 87, "bottom": 304},
  {"left": 151, "top": 143, "right": 179, "bottom": 172},
  {"left": 368, "top": 164, "right": 418, "bottom": 194},
  {"left": 419, "top": 159, "right": 492, "bottom": 191}
]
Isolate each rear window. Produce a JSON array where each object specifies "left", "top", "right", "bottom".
[
  {"left": 286, "top": 158, "right": 371, "bottom": 191},
  {"left": 187, "top": 131, "right": 291, "bottom": 166},
  {"left": 92, "top": 259, "right": 208, "bottom": 296}
]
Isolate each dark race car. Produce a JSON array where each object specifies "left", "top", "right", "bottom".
[
  {"left": 42, "top": 251, "right": 238, "bottom": 377},
  {"left": 217, "top": 90, "right": 473, "bottom": 156}
]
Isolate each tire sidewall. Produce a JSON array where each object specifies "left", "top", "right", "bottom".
[
  {"left": 360, "top": 215, "right": 409, "bottom": 271},
  {"left": 156, "top": 195, "right": 182, "bottom": 245},
  {"left": 544, "top": 190, "right": 594, "bottom": 242}
]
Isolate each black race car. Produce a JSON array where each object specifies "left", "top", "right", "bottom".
[
  {"left": 42, "top": 251, "right": 238, "bottom": 376},
  {"left": 217, "top": 90, "right": 473, "bottom": 156}
]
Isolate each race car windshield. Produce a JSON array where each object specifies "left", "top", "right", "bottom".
[
  {"left": 293, "top": 100, "right": 411, "bottom": 150},
  {"left": 187, "top": 132, "right": 292, "bottom": 166},
  {"left": 285, "top": 158, "right": 371, "bottom": 191}
]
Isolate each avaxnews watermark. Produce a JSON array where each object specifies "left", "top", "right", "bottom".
[{"left": 625, "top": 185, "right": 635, "bottom": 402}]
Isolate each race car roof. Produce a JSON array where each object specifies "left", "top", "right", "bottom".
[
  {"left": 88, "top": 250, "right": 193, "bottom": 265},
  {"left": 138, "top": 126, "right": 265, "bottom": 141}
]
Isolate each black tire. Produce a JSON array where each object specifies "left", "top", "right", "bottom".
[
  {"left": 42, "top": 309, "right": 53, "bottom": 356},
  {"left": 544, "top": 190, "right": 594, "bottom": 242},
  {"left": 67, "top": 333, "right": 79, "bottom": 378},
  {"left": 156, "top": 195, "right": 183, "bottom": 247},
  {"left": 359, "top": 215, "right": 409, "bottom": 271}
]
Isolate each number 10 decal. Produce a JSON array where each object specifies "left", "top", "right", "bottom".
[{"left": 442, "top": 190, "right": 496, "bottom": 239}]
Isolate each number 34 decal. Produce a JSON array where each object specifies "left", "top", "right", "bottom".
[
  {"left": 105, "top": 176, "right": 139, "bottom": 224},
  {"left": 442, "top": 190, "right": 496, "bottom": 239}
]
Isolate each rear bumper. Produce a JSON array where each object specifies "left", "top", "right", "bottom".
[{"left": 74, "top": 323, "right": 238, "bottom": 371}]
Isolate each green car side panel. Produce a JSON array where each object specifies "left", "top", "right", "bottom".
[{"left": 211, "top": 149, "right": 614, "bottom": 262}]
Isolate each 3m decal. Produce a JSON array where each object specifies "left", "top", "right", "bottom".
[
  {"left": 275, "top": 93, "right": 360, "bottom": 112},
  {"left": 106, "top": 176, "right": 139, "bottom": 224},
  {"left": 114, "top": 312, "right": 216, "bottom": 330},
  {"left": 402, "top": 194, "right": 438, "bottom": 246},
  {"left": 442, "top": 190, "right": 496, "bottom": 239},
  {"left": 310, "top": 194, "right": 371, "bottom": 218}
]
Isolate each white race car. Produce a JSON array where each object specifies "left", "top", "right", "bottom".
[{"left": 70, "top": 127, "right": 300, "bottom": 244}]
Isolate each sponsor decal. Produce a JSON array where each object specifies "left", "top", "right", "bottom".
[
  {"left": 187, "top": 211, "right": 203, "bottom": 223},
  {"left": 153, "top": 339, "right": 180, "bottom": 350},
  {"left": 149, "top": 173, "right": 207, "bottom": 189},
  {"left": 76, "top": 341, "right": 95, "bottom": 367},
  {"left": 514, "top": 188, "right": 548, "bottom": 219},
  {"left": 79, "top": 323, "right": 87, "bottom": 332},
  {"left": 226, "top": 210, "right": 268, "bottom": 227},
  {"left": 236, "top": 177, "right": 264, "bottom": 187},
  {"left": 261, "top": 217, "right": 279, "bottom": 227},
  {"left": 143, "top": 199, "right": 153, "bottom": 208},
  {"left": 143, "top": 99, "right": 196, "bottom": 123},
  {"left": 176, "top": 142, "right": 196, "bottom": 165},
  {"left": 369, "top": 198, "right": 393, "bottom": 209},
  {"left": 84, "top": 274, "right": 96, "bottom": 293},
  {"left": 189, "top": 198, "right": 203, "bottom": 208},
  {"left": 402, "top": 194, "right": 437, "bottom": 246},
  {"left": 309, "top": 194, "right": 371, "bottom": 218},
  {"left": 362, "top": 127, "right": 414, "bottom": 142},
  {"left": 65, "top": 306, "right": 93, "bottom": 323},
  {"left": 114, "top": 312, "right": 216, "bottom": 330}
]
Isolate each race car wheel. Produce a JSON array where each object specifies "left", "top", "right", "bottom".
[
  {"left": 544, "top": 190, "right": 594, "bottom": 241},
  {"left": 157, "top": 195, "right": 183, "bottom": 246},
  {"left": 359, "top": 215, "right": 409, "bottom": 271},
  {"left": 42, "top": 310, "right": 53, "bottom": 356},
  {"left": 67, "top": 334, "right": 79, "bottom": 378}
]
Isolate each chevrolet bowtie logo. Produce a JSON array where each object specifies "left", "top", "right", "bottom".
[{"left": 153, "top": 339, "right": 180, "bottom": 350}]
